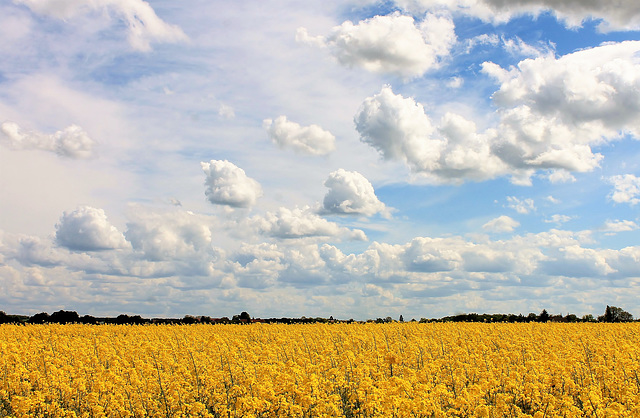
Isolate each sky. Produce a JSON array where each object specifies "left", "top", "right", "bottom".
[{"left": 2, "top": 0, "right": 640, "bottom": 320}]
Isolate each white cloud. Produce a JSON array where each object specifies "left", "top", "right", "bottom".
[
  {"left": 354, "top": 86, "right": 507, "bottom": 183},
  {"left": 603, "top": 219, "right": 639, "bottom": 233},
  {"left": 15, "top": 0, "right": 188, "bottom": 51},
  {"left": 394, "top": 0, "right": 640, "bottom": 32},
  {"left": 55, "top": 206, "right": 127, "bottom": 251},
  {"left": 249, "top": 206, "right": 367, "bottom": 241},
  {"left": 201, "top": 160, "right": 263, "bottom": 208},
  {"left": 125, "top": 208, "right": 214, "bottom": 261},
  {"left": 263, "top": 116, "right": 335, "bottom": 156},
  {"left": 322, "top": 169, "right": 389, "bottom": 217},
  {"left": 483, "top": 215, "right": 520, "bottom": 233},
  {"left": 609, "top": 174, "right": 640, "bottom": 205},
  {"left": 298, "top": 11, "right": 456, "bottom": 78},
  {"left": 545, "top": 170, "right": 576, "bottom": 184},
  {"left": 446, "top": 76, "right": 464, "bottom": 88},
  {"left": 544, "top": 214, "right": 573, "bottom": 224},
  {"left": 507, "top": 196, "right": 535, "bottom": 214},
  {"left": 1, "top": 121, "right": 96, "bottom": 159},
  {"left": 218, "top": 104, "right": 235, "bottom": 119},
  {"left": 485, "top": 42, "right": 640, "bottom": 181},
  {"left": 356, "top": 42, "right": 640, "bottom": 184}
]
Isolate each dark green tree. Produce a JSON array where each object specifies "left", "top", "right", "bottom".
[
  {"left": 539, "top": 309, "right": 549, "bottom": 323},
  {"left": 599, "top": 305, "right": 633, "bottom": 322}
]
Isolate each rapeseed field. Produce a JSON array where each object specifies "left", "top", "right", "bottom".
[{"left": 1, "top": 323, "right": 639, "bottom": 417}]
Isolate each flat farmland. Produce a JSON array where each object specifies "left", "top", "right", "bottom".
[{"left": 1, "top": 323, "right": 639, "bottom": 417}]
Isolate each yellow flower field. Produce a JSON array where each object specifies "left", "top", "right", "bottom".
[{"left": 1, "top": 323, "right": 639, "bottom": 417}]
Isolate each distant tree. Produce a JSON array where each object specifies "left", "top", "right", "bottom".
[
  {"left": 599, "top": 305, "right": 633, "bottom": 322},
  {"left": 182, "top": 315, "right": 198, "bottom": 324},
  {"left": 565, "top": 314, "right": 578, "bottom": 323},
  {"left": 50, "top": 310, "right": 80, "bottom": 324},
  {"left": 527, "top": 313, "right": 537, "bottom": 322},
  {"left": 115, "top": 314, "right": 145, "bottom": 325},
  {"left": 80, "top": 315, "right": 97, "bottom": 325},
  {"left": 399, "top": 315, "right": 404, "bottom": 322},
  {"left": 539, "top": 309, "right": 549, "bottom": 323},
  {"left": 29, "top": 312, "right": 50, "bottom": 324},
  {"left": 582, "top": 314, "right": 595, "bottom": 322},
  {"left": 239, "top": 311, "right": 251, "bottom": 321}
]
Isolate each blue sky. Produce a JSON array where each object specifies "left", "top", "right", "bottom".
[{"left": 2, "top": 0, "right": 640, "bottom": 320}]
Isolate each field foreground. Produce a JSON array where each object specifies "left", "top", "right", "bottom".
[{"left": 1, "top": 323, "right": 639, "bottom": 417}]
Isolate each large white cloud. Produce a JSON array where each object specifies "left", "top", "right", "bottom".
[
  {"left": 249, "top": 206, "right": 367, "bottom": 241},
  {"left": 55, "top": 206, "right": 127, "bottom": 251},
  {"left": 356, "top": 41, "right": 640, "bottom": 184},
  {"left": 322, "top": 169, "right": 389, "bottom": 217},
  {"left": 1, "top": 121, "right": 96, "bottom": 159},
  {"left": 14, "top": 0, "right": 188, "bottom": 51},
  {"left": 263, "top": 116, "right": 335, "bottom": 156},
  {"left": 394, "top": 0, "right": 640, "bottom": 32},
  {"left": 297, "top": 11, "right": 456, "bottom": 78},
  {"left": 201, "top": 160, "right": 263, "bottom": 208},
  {"left": 354, "top": 86, "right": 507, "bottom": 182}
]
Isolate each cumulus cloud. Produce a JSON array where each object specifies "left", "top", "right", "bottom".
[
  {"left": 1, "top": 121, "right": 96, "bottom": 159},
  {"left": 354, "top": 86, "right": 507, "bottom": 183},
  {"left": 483, "top": 215, "right": 520, "bottom": 233},
  {"left": 249, "top": 206, "right": 367, "bottom": 241},
  {"left": 545, "top": 214, "right": 573, "bottom": 225},
  {"left": 603, "top": 219, "right": 639, "bottom": 233},
  {"left": 263, "top": 116, "right": 335, "bottom": 155},
  {"left": 357, "top": 41, "right": 640, "bottom": 184},
  {"left": 507, "top": 197, "right": 535, "bottom": 214},
  {"left": 201, "top": 160, "right": 263, "bottom": 208},
  {"left": 125, "top": 209, "right": 214, "bottom": 261},
  {"left": 15, "top": 0, "right": 188, "bottom": 51},
  {"left": 55, "top": 206, "right": 127, "bottom": 251},
  {"left": 297, "top": 11, "right": 456, "bottom": 78},
  {"left": 486, "top": 42, "right": 640, "bottom": 178},
  {"left": 322, "top": 169, "right": 389, "bottom": 217},
  {"left": 394, "top": 0, "right": 640, "bottom": 32},
  {"left": 609, "top": 174, "right": 640, "bottom": 205}
]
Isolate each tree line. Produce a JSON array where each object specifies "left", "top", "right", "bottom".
[{"left": 0, "top": 306, "right": 635, "bottom": 325}]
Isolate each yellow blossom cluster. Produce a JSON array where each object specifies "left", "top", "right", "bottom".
[{"left": 1, "top": 322, "right": 639, "bottom": 417}]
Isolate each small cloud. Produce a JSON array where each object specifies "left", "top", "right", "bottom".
[
  {"left": 263, "top": 116, "right": 335, "bottom": 156},
  {"left": 446, "top": 76, "right": 463, "bottom": 88},
  {"left": 299, "top": 12, "right": 456, "bottom": 78},
  {"left": 218, "top": 104, "right": 235, "bottom": 119},
  {"left": 545, "top": 169, "right": 576, "bottom": 184},
  {"left": 502, "top": 36, "right": 553, "bottom": 58},
  {"left": 609, "top": 174, "right": 640, "bottom": 205},
  {"left": 249, "top": 206, "right": 367, "bottom": 241},
  {"left": 1, "top": 121, "right": 96, "bottom": 159},
  {"left": 201, "top": 160, "right": 263, "bottom": 208},
  {"left": 506, "top": 196, "right": 535, "bottom": 214},
  {"left": 544, "top": 214, "right": 573, "bottom": 224},
  {"left": 603, "top": 219, "right": 639, "bottom": 234},
  {"left": 546, "top": 195, "right": 561, "bottom": 204},
  {"left": 322, "top": 169, "right": 390, "bottom": 218},
  {"left": 482, "top": 215, "right": 520, "bottom": 233}
]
